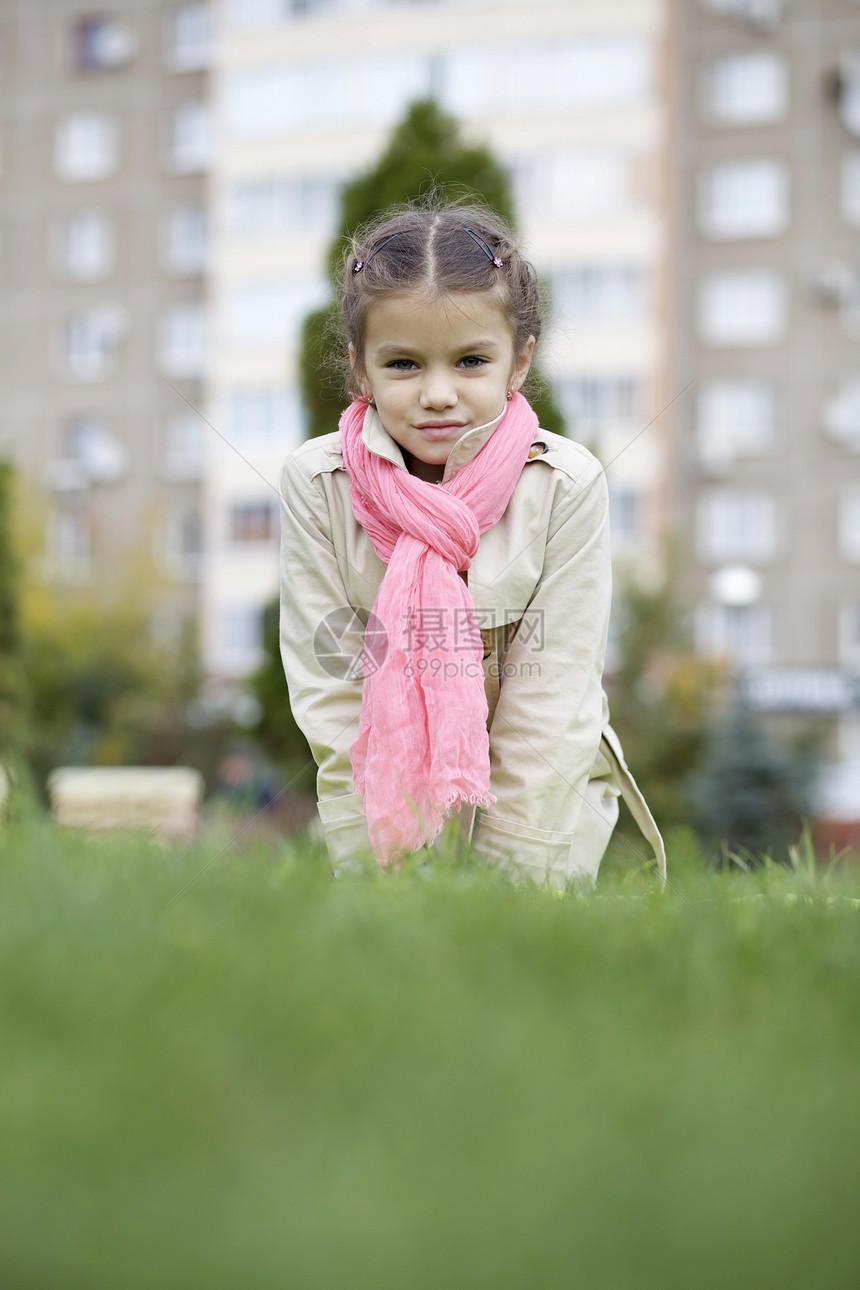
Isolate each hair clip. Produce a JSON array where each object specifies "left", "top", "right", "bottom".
[
  {"left": 464, "top": 227, "right": 503, "bottom": 268},
  {"left": 352, "top": 232, "right": 403, "bottom": 274}
]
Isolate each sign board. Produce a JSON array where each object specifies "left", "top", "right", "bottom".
[{"left": 740, "top": 668, "right": 860, "bottom": 713}]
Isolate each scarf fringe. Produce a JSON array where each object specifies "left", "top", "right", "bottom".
[{"left": 373, "top": 788, "right": 498, "bottom": 867}]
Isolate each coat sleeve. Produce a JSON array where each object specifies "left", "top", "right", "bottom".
[
  {"left": 278, "top": 455, "right": 373, "bottom": 867},
  {"left": 470, "top": 457, "right": 614, "bottom": 884}
]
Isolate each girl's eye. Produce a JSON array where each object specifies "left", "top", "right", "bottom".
[
  {"left": 459, "top": 356, "right": 488, "bottom": 369},
  {"left": 387, "top": 359, "right": 417, "bottom": 371}
]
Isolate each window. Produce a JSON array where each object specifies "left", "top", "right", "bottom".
[
  {"left": 165, "top": 507, "right": 203, "bottom": 579},
  {"left": 165, "top": 4, "right": 212, "bottom": 71},
  {"left": 501, "top": 38, "right": 651, "bottom": 114},
  {"left": 697, "top": 380, "right": 776, "bottom": 468},
  {"left": 558, "top": 375, "right": 642, "bottom": 434},
  {"left": 840, "top": 488, "right": 860, "bottom": 561},
  {"left": 48, "top": 510, "right": 92, "bottom": 583},
  {"left": 696, "top": 603, "right": 773, "bottom": 667},
  {"left": 703, "top": 52, "right": 788, "bottom": 125},
  {"left": 841, "top": 271, "right": 860, "bottom": 337},
  {"left": 551, "top": 266, "right": 648, "bottom": 326},
  {"left": 47, "top": 418, "right": 125, "bottom": 493},
  {"left": 55, "top": 113, "right": 118, "bottom": 182},
  {"left": 698, "top": 271, "right": 786, "bottom": 346},
  {"left": 824, "top": 378, "right": 860, "bottom": 452},
  {"left": 224, "top": 58, "right": 420, "bottom": 136},
  {"left": 67, "top": 16, "right": 138, "bottom": 72},
  {"left": 227, "top": 174, "right": 342, "bottom": 236},
  {"left": 63, "top": 416, "right": 127, "bottom": 483},
  {"left": 159, "top": 305, "right": 206, "bottom": 378},
  {"left": 61, "top": 305, "right": 126, "bottom": 380},
  {"left": 221, "top": 604, "right": 265, "bottom": 667},
  {"left": 56, "top": 210, "right": 114, "bottom": 281},
  {"left": 510, "top": 149, "right": 629, "bottom": 221},
  {"left": 837, "top": 50, "right": 860, "bottom": 140},
  {"left": 224, "top": 38, "right": 651, "bottom": 138},
  {"left": 228, "top": 500, "right": 279, "bottom": 544},
  {"left": 698, "top": 160, "right": 788, "bottom": 239},
  {"left": 442, "top": 38, "right": 651, "bottom": 119},
  {"left": 223, "top": 0, "right": 357, "bottom": 24},
  {"left": 700, "top": 0, "right": 785, "bottom": 28},
  {"left": 223, "top": 0, "right": 283, "bottom": 25},
  {"left": 289, "top": 0, "right": 345, "bottom": 13},
  {"left": 697, "top": 488, "right": 778, "bottom": 563},
  {"left": 164, "top": 203, "right": 207, "bottom": 274},
  {"left": 840, "top": 602, "right": 860, "bottom": 670},
  {"left": 164, "top": 413, "right": 205, "bottom": 479},
  {"left": 223, "top": 279, "right": 327, "bottom": 347},
  {"left": 842, "top": 154, "right": 860, "bottom": 226},
  {"left": 167, "top": 102, "right": 210, "bottom": 172},
  {"left": 608, "top": 487, "right": 643, "bottom": 549},
  {"left": 228, "top": 387, "right": 304, "bottom": 448}
]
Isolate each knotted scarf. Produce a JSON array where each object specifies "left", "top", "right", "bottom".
[{"left": 339, "top": 391, "right": 540, "bottom": 864}]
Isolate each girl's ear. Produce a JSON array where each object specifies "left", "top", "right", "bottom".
[{"left": 512, "top": 335, "right": 536, "bottom": 392}]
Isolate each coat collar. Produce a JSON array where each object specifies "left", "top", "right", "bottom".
[{"left": 360, "top": 403, "right": 507, "bottom": 485}]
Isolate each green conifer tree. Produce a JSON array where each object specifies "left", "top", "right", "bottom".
[
  {"left": 299, "top": 98, "right": 565, "bottom": 440},
  {"left": 269, "top": 102, "right": 568, "bottom": 792}
]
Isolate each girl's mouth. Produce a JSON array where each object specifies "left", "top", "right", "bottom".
[{"left": 414, "top": 422, "right": 466, "bottom": 439}]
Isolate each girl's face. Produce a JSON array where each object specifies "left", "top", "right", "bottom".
[{"left": 353, "top": 291, "right": 535, "bottom": 483}]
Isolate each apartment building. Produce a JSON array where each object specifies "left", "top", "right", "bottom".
[
  {"left": 0, "top": 0, "right": 211, "bottom": 624},
  {"left": 670, "top": 0, "right": 860, "bottom": 803},
  {"left": 204, "top": 0, "right": 670, "bottom": 677}
]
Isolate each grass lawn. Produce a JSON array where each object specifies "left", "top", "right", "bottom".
[{"left": 1, "top": 819, "right": 859, "bottom": 1290}]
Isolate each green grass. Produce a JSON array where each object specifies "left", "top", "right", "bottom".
[{"left": 1, "top": 821, "right": 859, "bottom": 1290}]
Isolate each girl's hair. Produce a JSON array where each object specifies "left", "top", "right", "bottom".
[{"left": 340, "top": 198, "right": 544, "bottom": 388}]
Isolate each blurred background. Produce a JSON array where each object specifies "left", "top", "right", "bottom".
[{"left": 1, "top": 0, "right": 858, "bottom": 859}]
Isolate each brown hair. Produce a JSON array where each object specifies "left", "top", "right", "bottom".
[{"left": 339, "top": 197, "right": 544, "bottom": 391}]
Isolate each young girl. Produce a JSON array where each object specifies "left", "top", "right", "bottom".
[{"left": 279, "top": 202, "right": 665, "bottom": 889}]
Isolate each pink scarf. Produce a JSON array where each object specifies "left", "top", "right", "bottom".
[{"left": 339, "top": 392, "right": 539, "bottom": 864}]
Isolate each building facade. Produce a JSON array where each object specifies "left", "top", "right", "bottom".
[
  {"left": 0, "top": 0, "right": 211, "bottom": 625},
  {"left": 670, "top": 0, "right": 860, "bottom": 805},
  {"left": 204, "top": 0, "right": 671, "bottom": 677}
]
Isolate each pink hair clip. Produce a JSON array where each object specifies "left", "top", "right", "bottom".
[
  {"left": 464, "top": 227, "right": 504, "bottom": 268},
  {"left": 352, "top": 233, "right": 403, "bottom": 275}
]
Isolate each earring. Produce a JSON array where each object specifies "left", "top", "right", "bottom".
[{"left": 506, "top": 390, "right": 514, "bottom": 402}]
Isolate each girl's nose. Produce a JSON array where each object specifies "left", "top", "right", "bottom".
[{"left": 419, "top": 369, "right": 457, "bottom": 410}]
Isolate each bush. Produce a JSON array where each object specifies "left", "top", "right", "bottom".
[
  {"left": 0, "top": 461, "right": 25, "bottom": 766},
  {"left": 686, "top": 703, "right": 817, "bottom": 865},
  {"left": 605, "top": 562, "right": 727, "bottom": 835},
  {"left": 248, "top": 598, "right": 315, "bottom": 794}
]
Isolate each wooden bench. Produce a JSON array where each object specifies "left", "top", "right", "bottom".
[{"left": 48, "top": 767, "right": 203, "bottom": 838}]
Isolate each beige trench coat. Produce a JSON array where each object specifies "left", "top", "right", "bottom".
[{"left": 279, "top": 405, "right": 666, "bottom": 889}]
